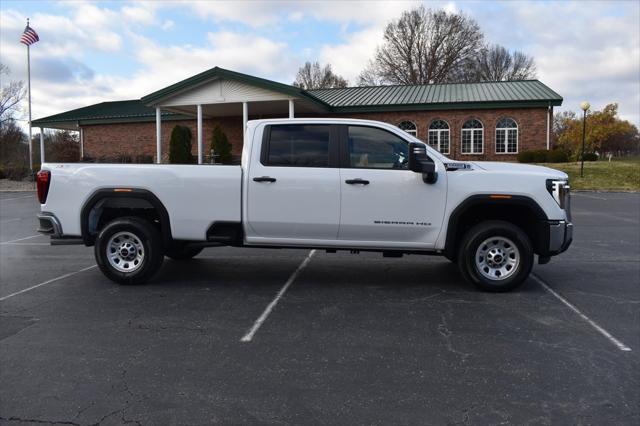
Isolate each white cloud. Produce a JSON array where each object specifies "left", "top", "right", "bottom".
[
  {"left": 181, "top": 1, "right": 283, "bottom": 27},
  {"left": 161, "top": 19, "right": 175, "bottom": 30},
  {"left": 122, "top": 5, "right": 156, "bottom": 25},
  {"left": 489, "top": 1, "right": 640, "bottom": 124},
  {"left": 320, "top": 27, "right": 384, "bottom": 84},
  {"left": 288, "top": 11, "right": 304, "bottom": 22},
  {"left": 127, "top": 31, "right": 295, "bottom": 95},
  {"left": 0, "top": 3, "right": 296, "bottom": 124}
]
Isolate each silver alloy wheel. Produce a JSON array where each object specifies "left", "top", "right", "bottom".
[
  {"left": 475, "top": 236, "right": 520, "bottom": 281},
  {"left": 107, "top": 231, "right": 145, "bottom": 273}
]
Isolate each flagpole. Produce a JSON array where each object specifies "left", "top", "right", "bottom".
[{"left": 26, "top": 19, "right": 33, "bottom": 171}]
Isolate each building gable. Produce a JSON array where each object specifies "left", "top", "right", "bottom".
[{"left": 160, "top": 78, "right": 296, "bottom": 107}]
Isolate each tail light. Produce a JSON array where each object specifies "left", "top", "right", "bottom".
[{"left": 36, "top": 170, "right": 51, "bottom": 204}]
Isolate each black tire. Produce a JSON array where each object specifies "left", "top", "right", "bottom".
[
  {"left": 94, "top": 217, "right": 164, "bottom": 285},
  {"left": 165, "top": 243, "right": 203, "bottom": 260},
  {"left": 457, "top": 220, "right": 533, "bottom": 292}
]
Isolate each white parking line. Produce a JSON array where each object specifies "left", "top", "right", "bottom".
[
  {"left": 0, "top": 195, "right": 34, "bottom": 202},
  {"left": 531, "top": 274, "right": 632, "bottom": 352},
  {"left": 0, "top": 265, "right": 97, "bottom": 302},
  {"left": 0, "top": 235, "right": 42, "bottom": 244},
  {"left": 240, "top": 250, "right": 316, "bottom": 342},
  {"left": 1, "top": 242, "right": 50, "bottom": 246}
]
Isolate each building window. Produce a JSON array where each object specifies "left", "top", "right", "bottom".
[
  {"left": 397, "top": 120, "right": 417, "bottom": 137},
  {"left": 495, "top": 118, "right": 518, "bottom": 154},
  {"left": 461, "top": 119, "right": 484, "bottom": 154},
  {"left": 427, "top": 120, "right": 450, "bottom": 154}
]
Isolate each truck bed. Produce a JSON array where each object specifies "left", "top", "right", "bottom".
[{"left": 42, "top": 163, "right": 242, "bottom": 240}]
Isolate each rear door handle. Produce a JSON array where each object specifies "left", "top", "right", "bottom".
[
  {"left": 253, "top": 176, "right": 276, "bottom": 183},
  {"left": 345, "top": 179, "right": 370, "bottom": 185}
]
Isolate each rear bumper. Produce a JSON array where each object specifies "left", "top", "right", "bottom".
[
  {"left": 37, "top": 213, "right": 62, "bottom": 237},
  {"left": 37, "top": 213, "right": 84, "bottom": 245},
  {"left": 536, "top": 219, "right": 573, "bottom": 256}
]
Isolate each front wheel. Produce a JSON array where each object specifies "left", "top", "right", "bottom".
[
  {"left": 457, "top": 220, "right": 533, "bottom": 292},
  {"left": 95, "top": 217, "right": 164, "bottom": 285}
]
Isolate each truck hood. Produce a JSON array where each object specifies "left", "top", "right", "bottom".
[{"left": 469, "top": 161, "right": 568, "bottom": 179}]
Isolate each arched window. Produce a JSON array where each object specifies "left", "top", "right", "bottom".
[
  {"left": 398, "top": 120, "right": 417, "bottom": 137},
  {"left": 495, "top": 118, "right": 518, "bottom": 154},
  {"left": 428, "top": 120, "right": 450, "bottom": 154},
  {"left": 461, "top": 119, "right": 483, "bottom": 154}
]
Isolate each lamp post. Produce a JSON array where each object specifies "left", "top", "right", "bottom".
[{"left": 579, "top": 101, "right": 590, "bottom": 178}]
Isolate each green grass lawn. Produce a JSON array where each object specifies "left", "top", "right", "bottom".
[{"left": 538, "top": 159, "right": 640, "bottom": 191}]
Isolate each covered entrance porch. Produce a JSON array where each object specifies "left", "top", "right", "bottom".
[{"left": 142, "top": 67, "right": 328, "bottom": 164}]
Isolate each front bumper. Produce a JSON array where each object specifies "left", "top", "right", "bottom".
[{"left": 536, "top": 219, "right": 573, "bottom": 256}]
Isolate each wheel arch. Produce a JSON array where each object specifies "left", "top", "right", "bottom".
[
  {"left": 80, "top": 188, "right": 172, "bottom": 247},
  {"left": 444, "top": 194, "right": 548, "bottom": 259}
]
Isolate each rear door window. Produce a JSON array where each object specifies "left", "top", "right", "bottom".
[{"left": 265, "top": 125, "right": 331, "bottom": 167}]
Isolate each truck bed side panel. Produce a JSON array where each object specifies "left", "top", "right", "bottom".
[{"left": 41, "top": 164, "right": 242, "bottom": 240}]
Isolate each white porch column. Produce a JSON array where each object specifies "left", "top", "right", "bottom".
[
  {"left": 39, "top": 128, "right": 44, "bottom": 165},
  {"left": 79, "top": 127, "right": 84, "bottom": 159},
  {"left": 197, "top": 104, "right": 203, "bottom": 165},
  {"left": 242, "top": 102, "right": 248, "bottom": 140},
  {"left": 155, "top": 107, "right": 162, "bottom": 164},
  {"left": 288, "top": 99, "right": 294, "bottom": 118}
]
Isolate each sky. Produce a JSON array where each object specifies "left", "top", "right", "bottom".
[{"left": 1, "top": 0, "right": 639, "bottom": 127}]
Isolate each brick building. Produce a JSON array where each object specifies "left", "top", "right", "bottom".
[{"left": 32, "top": 67, "right": 562, "bottom": 163}]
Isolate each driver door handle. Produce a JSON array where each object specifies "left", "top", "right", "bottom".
[
  {"left": 345, "top": 179, "right": 370, "bottom": 185},
  {"left": 253, "top": 176, "right": 276, "bottom": 183}
]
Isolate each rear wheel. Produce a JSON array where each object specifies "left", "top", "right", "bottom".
[
  {"left": 165, "top": 243, "right": 203, "bottom": 260},
  {"left": 95, "top": 217, "right": 164, "bottom": 285},
  {"left": 457, "top": 220, "right": 533, "bottom": 292}
]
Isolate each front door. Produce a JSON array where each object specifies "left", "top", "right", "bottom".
[
  {"left": 338, "top": 125, "right": 447, "bottom": 247},
  {"left": 246, "top": 123, "right": 341, "bottom": 242}
]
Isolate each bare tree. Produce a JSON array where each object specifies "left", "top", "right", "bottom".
[
  {"left": 460, "top": 44, "right": 537, "bottom": 82},
  {"left": 553, "top": 110, "right": 576, "bottom": 137},
  {"left": 293, "top": 61, "right": 348, "bottom": 90},
  {"left": 357, "top": 61, "right": 387, "bottom": 86},
  {"left": 0, "top": 64, "right": 25, "bottom": 126},
  {"left": 358, "top": 6, "right": 483, "bottom": 85}
]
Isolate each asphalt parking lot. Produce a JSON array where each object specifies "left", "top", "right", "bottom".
[{"left": 1, "top": 191, "right": 638, "bottom": 425}]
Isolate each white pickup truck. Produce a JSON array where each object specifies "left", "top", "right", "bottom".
[{"left": 36, "top": 118, "right": 572, "bottom": 291}]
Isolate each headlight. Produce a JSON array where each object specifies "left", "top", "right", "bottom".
[{"left": 546, "top": 179, "right": 570, "bottom": 210}]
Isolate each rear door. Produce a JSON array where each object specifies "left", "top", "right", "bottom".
[
  {"left": 338, "top": 124, "right": 447, "bottom": 247},
  {"left": 245, "top": 123, "right": 341, "bottom": 242}
]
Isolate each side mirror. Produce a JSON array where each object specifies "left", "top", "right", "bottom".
[{"left": 408, "top": 143, "right": 438, "bottom": 184}]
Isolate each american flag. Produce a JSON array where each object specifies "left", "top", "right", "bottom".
[{"left": 20, "top": 23, "right": 39, "bottom": 46}]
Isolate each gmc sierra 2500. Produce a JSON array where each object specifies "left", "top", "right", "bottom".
[{"left": 36, "top": 118, "right": 572, "bottom": 292}]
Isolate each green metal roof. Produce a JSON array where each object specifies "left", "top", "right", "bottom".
[
  {"left": 306, "top": 80, "right": 562, "bottom": 112},
  {"left": 32, "top": 100, "right": 191, "bottom": 128}
]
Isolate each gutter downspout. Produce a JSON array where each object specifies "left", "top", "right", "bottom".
[
  {"left": 546, "top": 102, "right": 551, "bottom": 150},
  {"left": 78, "top": 121, "right": 84, "bottom": 160}
]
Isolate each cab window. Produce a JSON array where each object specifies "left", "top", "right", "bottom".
[
  {"left": 347, "top": 126, "right": 409, "bottom": 170},
  {"left": 266, "top": 124, "right": 330, "bottom": 167}
]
